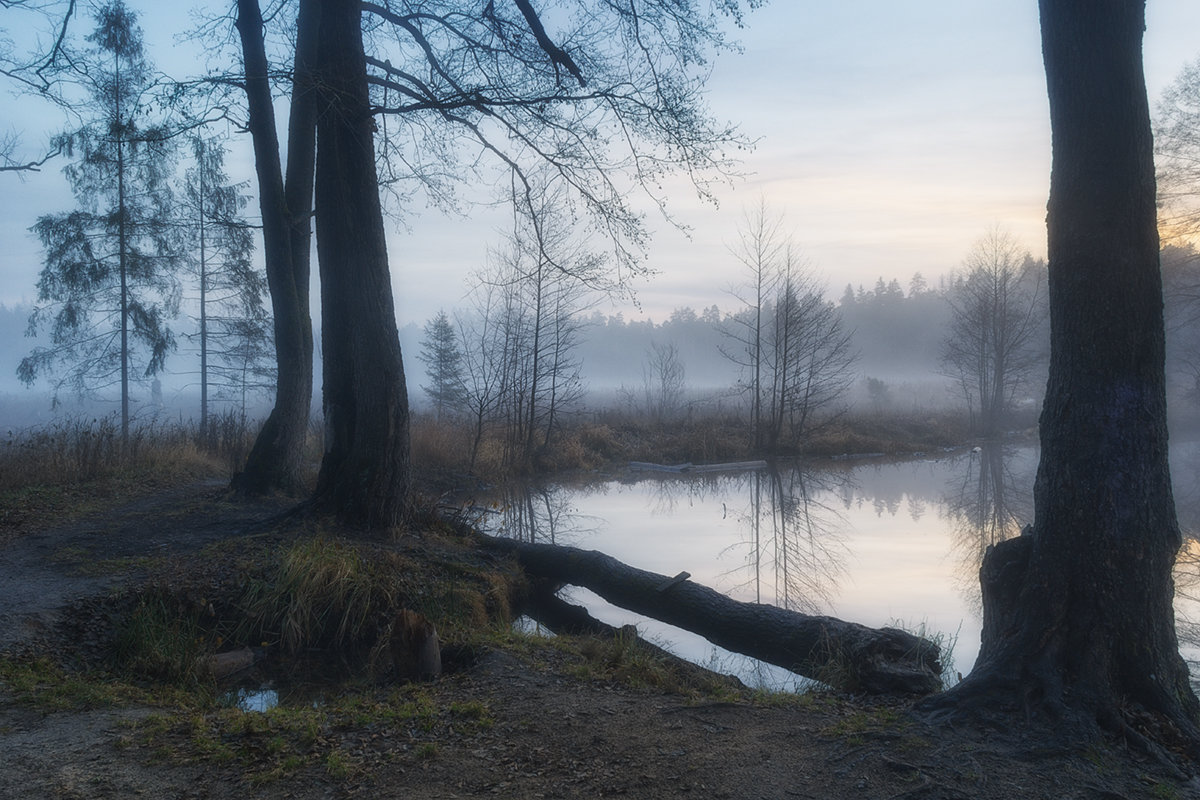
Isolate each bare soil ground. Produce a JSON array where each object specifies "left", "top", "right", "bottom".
[{"left": 1, "top": 481, "right": 1197, "bottom": 800}]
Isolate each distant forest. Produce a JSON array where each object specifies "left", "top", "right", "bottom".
[
  {"left": 396, "top": 240, "right": 1200, "bottom": 422},
  {"left": 5, "top": 242, "right": 1199, "bottom": 428}
]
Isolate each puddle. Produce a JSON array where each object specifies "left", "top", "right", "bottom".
[{"left": 221, "top": 686, "right": 279, "bottom": 712}]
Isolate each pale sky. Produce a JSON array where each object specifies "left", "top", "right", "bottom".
[{"left": 3, "top": 1, "right": 1200, "bottom": 328}]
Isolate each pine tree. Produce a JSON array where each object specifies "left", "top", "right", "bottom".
[
  {"left": 19, "top": 1, "right": 179, "bottom": 446},
  {"left": 417, "top": 310, "right": 466, "bottom": 421}
]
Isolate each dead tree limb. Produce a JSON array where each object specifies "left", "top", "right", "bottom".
[{"left": 485, "top": 535, "right": 943, "bottom": 695}]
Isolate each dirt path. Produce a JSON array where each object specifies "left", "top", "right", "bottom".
[
  {"left": 0, "top": 482, "right": 1197, "bottom": 799},
  {"left": 0, "top": 481, "right": 292, "bottom": 653}
]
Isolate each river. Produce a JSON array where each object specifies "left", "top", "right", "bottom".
[{"left": 481, "top": 443, "right": 1200, "bottom": 690}]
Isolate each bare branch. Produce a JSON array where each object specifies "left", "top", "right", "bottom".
[{"left": 510, "top": 0, "right": 585, "bottom": 87}]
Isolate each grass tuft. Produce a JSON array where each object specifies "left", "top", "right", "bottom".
[
  {"left": 110, "top": 593, "right": 213, "bottom": 686},
  {"left": 238, "top": 537, "right": 407, "bottom": 655}
]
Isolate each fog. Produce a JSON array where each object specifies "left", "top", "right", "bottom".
[{"left": 6, "top": 241, "right": 1200, "bottom": 435}]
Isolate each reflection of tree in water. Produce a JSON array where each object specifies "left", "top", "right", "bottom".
[
  {"left": 943, "top": 445, "right": 1035, "bottom": 613},
  {"left": 640, "top": 473, "right": 726, "bottom": 517},
  {"left": 1176, "top": 538, "right": 1200, "bottom": 679},
  {"left": 727, "top": 464, "right": 851, "bottom": 614},
  {"left": 1169, "top": 442, "right": 1200, "bottom": 677},
  {"left": 488, "top": 483, "right": 600, "bottom": 545}
]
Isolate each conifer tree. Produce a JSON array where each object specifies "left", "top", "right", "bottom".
[
  {"left": 19, "top": 1, "right": 179, "bottom": 446},
  {"left": 417, "top": 309, "right": 466, "bottom": 421}
]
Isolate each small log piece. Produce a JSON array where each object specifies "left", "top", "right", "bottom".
[{"left": 391, "top": 609, "right": 442, "bottom": 682}]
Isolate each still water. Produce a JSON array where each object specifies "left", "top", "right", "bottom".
[{"left": 483, "top": 443, "right": 1200, "bottom": 690}]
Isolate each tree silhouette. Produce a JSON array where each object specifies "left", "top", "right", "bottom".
[
  {"left": 922, "top": 0, "right": 1200, "bottom": 754},
  {"left": 418, "top": 310, "right": 466, "bottom": 421},
  {"left": 232, "top": 0, "right": 758, "bottom": 521}
]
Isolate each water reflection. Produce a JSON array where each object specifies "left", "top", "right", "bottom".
[
  {"left": 730, "top": 467, "right": 851, "bottom": 614},
  {"left": 486, "top": 483, "right": 600, "bottom": 544},
  {"left": 477, "top": 444, "right": 1200, "bottom": 685},
  {"left": 1170, "top": 442, "right": 1200, "bottom": 673},
  {"left": 942, "top": 445, "right": 1036, "bottom": 613}
]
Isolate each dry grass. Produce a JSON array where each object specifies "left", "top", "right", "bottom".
[
  {"left": 0, "top": 413, "right": 268, "bottom": 494},
  {"left": 0, "top": 414, "right": 274, "bottom": 534},
  {"left": 801, "top": 410, "right": 973, "bottom": 458},
  {"left": 238, "top": 536, "right": 410, "bottom": 656},
  {"left": 409, "top": 417, "right": 474, "bottom": 473},
  {"left": 409, "top": 408, "right": 973, "bottom": 483}
]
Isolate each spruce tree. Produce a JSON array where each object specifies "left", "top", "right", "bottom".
[{"left": 418, "top": 309, "right": 466, "bottom": 421}]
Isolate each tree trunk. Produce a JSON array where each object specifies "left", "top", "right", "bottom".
[
  {"left": 115, "top": 47, "right": 129, "bottom": 449},
  {"left": 232, "top": 0, "right": 317, "bottom": 495},
  {"left": 487, "top": 535, "right": 943, "bottom": 695},
  {"left": 922, "top": 0, "right": 1200, "bottom": 748},
  {"left": 311, "top": 0, "right": 411, "bottom": 526},
  {"left": 198, "top": 162, "right": 208, "bottom": 442}
]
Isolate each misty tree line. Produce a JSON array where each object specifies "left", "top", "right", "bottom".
[{"left": 419, "top": 227, "right": 1200, "bottom": 454}]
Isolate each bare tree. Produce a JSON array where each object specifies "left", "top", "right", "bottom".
[
  {"left": 179, "top": 134, "right": 271, "bottom": 438},
  {"left": 230, "top": 0, "right": 317, "bottom": 496},
  {"left": 941, "top": 228, "right": 1045, "bottom": 438},
  {"left": 228, "top": 0, "right": 758, "bottom": 519},
  {"left": 724, "top": 205, "right": 855, "bottom": 451},
  {"left": 764, "top": 259, "right": 856, "bottom": 448},
  {"left": 456, "top": 296, "right": 506, "bottom": 472},
  {"left": 0, "top": 0, "right": 77, "bottom": 173},
  {"left": 466, "top": 182, "right": 595, "bottom": 470},
  {"left": 642, "top": 341, "right": 686, "bottom": 423},
  {"left": 723, "top": 200, "right": 786, "bottom": 448},
  {"left": 1155, "top": 56, "right": 1200, "bottom": 243}
]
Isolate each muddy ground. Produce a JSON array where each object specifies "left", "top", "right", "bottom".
[{"left": 1, "top": 481, "right": 1197, "bottom": 799}]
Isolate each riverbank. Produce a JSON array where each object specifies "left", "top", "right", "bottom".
[
  {"left": 0, "top": 473, "right": 1194, "bottom": 798},
  {"left": 411, "top": 407, "right": 1000, "bottom": 488}
]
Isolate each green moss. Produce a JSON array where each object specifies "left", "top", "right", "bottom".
[
  {"left": 821, "top": 707, "right": 907, "bottom": 739},
  {"left": 0, "top": 656, "right": 191, "bottom": 711},
  {"left": 1149, "top": 781, "right": 1181, "bottom": 800}
]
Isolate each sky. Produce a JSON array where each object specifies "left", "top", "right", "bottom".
[{"left": 3, "top": 1, "right": 1200, "bottom": 328}]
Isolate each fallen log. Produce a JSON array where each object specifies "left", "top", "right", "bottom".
[
  {"left": 523, "top": 591, "right": 746, "bottom": 692},
  {"left": 485, "top": 535, "right": 943, "bottom": 695},
  {"left": 628, "top": 460, "right": 768, "bottom": 474},
  {"left": 628, "top": 461, "right": 693, "bottom": 473}
]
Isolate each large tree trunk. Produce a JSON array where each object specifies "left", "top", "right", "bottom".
[
  {"left": 232, "top": 0, "right": 317, "bottom": 495},
  {"left": 311, "top": 0, "right": 411, "bottom": 526},
  {"left": 923, "top": 0, "right": 1200, "bottom": 748},
  {"left": 488, "top": 535, "right": 943, "bottom": 695}
]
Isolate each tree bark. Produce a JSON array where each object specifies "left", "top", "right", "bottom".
[
  {"left": 232, "top": 0, "right": 317, "bottom": 495},
  {"left": 487, "top": 535, "right": 943, "bottom": 695},
  {"left": 311, "top": 0, "right": 411, "bottom": 526},
  {"left": 922, "top": 0, "right": 1200, "bottom": 748}
]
